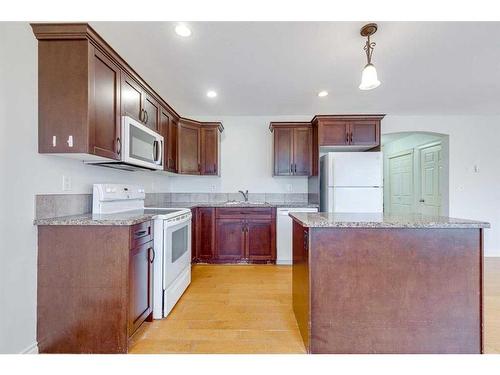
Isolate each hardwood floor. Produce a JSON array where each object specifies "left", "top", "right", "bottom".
[
  {"left": 484, "top": 258, "right": 500, "bottom": 353},
  {"left": 129, "top": 265, "right": 306, "bottom": 353},
  {"left": 129, "top": 259, "right": 500, "bottom": 354}
]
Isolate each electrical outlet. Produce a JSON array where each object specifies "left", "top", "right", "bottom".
[
  {"left": 286, "top": 184, "right": 293, "bottom": 192},
  {"left": 62, "top": 176, "right": 72, "bottom": 191},
  {"left": 210, "top": 184, "right": 216, "bottom": 192}
]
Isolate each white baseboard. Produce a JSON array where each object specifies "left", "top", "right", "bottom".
[{"left": 21, "top": 342, "right": 39, "bottom": 354}]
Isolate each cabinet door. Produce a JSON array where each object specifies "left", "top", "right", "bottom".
[
  {"left": 318, "top": 121, "right": 349, "bottom": 146},
  {"left": 292, "top": 127, "right": 312, "bottom": 176},
  {"left": 90, "top": 48, "right": 121, "bottom": 160},
  {"left": 200, "top": 127, "right": 219, "bottom": 175},
  {"left": 216, "top": 219, "right": 245, "bottom": 261},
  {"left": 159, "top": 108, "right": 170, "bottom": 171},
  {"left": 178, "top": 121, "right": 200, "bottom": 174},
  {"left": 143, "top": 94, "right": 160, "bottom": 132},
  {"left": 246, "top": 219, "right": 275, "bottom": 261},
  {"left": 349, "top": 121, "right": 380, "bottom": 146},
  {"left": 121, "top": 74, "right": 144, "bottom": 123},
  {"left": 167, "top": 117, "right": 178, "bottom": 172},
  {"left": 129, "top": 241, "right": 153, "bottom": 336},
  {"left": 274, "top": 128, "right": 293, "bottom": 176},
  {"left": 196, "top": 207, "right": 215, "bottom": 261}
]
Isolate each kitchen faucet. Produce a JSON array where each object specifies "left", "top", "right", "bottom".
[{"left": 238, "top": 190, "right": 249, "bottom": 202}]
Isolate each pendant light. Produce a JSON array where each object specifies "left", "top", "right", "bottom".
[{"left": 359, "top": 23, "right": 381, "bottom": 90}]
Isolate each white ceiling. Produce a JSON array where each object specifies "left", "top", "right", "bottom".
[{"left": 91, "top": 22, "right": 500, "bottom": 116}]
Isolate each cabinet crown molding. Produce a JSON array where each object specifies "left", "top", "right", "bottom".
[{"left": 311, "top": 114, "right": 386, "bottom": 124}]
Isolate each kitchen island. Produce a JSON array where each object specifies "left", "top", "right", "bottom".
[{"left": 290, "top": 212, "right": 490, "bottom": 354}]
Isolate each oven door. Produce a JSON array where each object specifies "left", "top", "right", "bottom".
[
  {"left": 163, "top": 216, "right": 192, "bottom": 289},
  {"left": 122, "top": 116, "right": 163, "bottom": 170}
]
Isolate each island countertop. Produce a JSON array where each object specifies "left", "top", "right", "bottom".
[{"left": 289, "top": 212, "right": 490, "bottom": 229}]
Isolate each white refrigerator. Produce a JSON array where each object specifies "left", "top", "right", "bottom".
[{"left": 320, "top": 152, "right": 383, "bottom": 213}]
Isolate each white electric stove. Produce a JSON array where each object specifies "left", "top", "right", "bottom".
[{"left": 92, "top": 184, "right": 192, "bottom": 319}]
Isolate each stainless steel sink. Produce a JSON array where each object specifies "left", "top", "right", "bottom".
[{"left": 223, "top": 200, "right": 269, "bottom": 206}]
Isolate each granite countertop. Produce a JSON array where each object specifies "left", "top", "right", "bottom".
[
  {"left": 34, "top": 202, "right": 319, "bottom": 226},
  {"left": 289, "top": 212, "right": 490, "bottom": 229},
  {"left": 34, "top": 210, "right": 162, "bottom": 226}
]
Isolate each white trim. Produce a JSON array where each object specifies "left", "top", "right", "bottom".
[{"left": 20, "top": 342, "right": 39, "bottom": 354}]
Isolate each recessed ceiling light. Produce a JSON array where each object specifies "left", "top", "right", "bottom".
[
  {"left": 318, "top": 90, "right": 329, "bottom": 97},
  {"left": 175, "top": 23, "right": 191, "bottom": 37},
  {"left": 206, "top": 90, "right": 217, "bottom": 98}
]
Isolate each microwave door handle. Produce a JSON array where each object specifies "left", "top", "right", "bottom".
[
  {"left": 152, "top": 140, "right": 158, "bottom": 163},
  {"left": 157, "top": 140, "right": 163, "bottom": 165}
]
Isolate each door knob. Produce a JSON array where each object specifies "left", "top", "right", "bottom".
[{"left": 419, "top": 199, "right": 425, "bottom": 203}]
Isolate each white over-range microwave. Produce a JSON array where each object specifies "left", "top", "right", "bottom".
[{"left": 86, "top": 116, "right": 163, "bottom": 171}]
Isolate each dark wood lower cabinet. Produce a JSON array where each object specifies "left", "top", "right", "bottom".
[
  {"left": 216, "top": 218, "right": 246, "bottom": 261},
  {"left": 128, "top": 241, "right": 153, "bottom": 336},
  {"left": 194, "top": 207, "right": 216, "bottom": 262},
  {"left": 246, "top": 219, "right": 276, "bottom": 261},
  {"left": 37, "top": 221, "right": 154, "bottom": 353},
  {"left": 192, "top": 207, "right": 276, "bottom": 264}
]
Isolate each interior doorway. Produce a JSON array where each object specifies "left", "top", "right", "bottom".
[{"left": 381, "top": 132, "right": 449, "bottom": 216}]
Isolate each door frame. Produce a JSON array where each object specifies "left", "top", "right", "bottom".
[{"left": 387, "top": 149, "right": 415, "bottom": 214}]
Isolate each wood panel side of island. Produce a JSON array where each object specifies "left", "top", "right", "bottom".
[
  {"left": 292, "top": 222, "right": 484, "bottom": 354},
  {"left": 292, "top": 221, "right": 310, "bottom": 352}
]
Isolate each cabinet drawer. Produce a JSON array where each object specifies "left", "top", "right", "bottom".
[
  {"left": 216, "top": 207, "right": 273, "bottom": 219},
  {"left": 130, "top": 221, "right": 153, "bottom": 248}
]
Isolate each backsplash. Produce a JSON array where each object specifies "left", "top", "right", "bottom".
[
  {"left": 35, "top": 194, "right": 92, "bottom": 219},
  {"left": 144, "top": 192, "right": 308, "bottom": 206},
  {"left": 35, "top": 192, "right": 308, "bottom": 219}
]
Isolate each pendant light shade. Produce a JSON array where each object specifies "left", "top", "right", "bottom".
[
  {"left": 359, "top": 63, "right": 381, "bottom": 90},
  {"left": 359, "top": 23, "right": 381, "bottom": 91}
]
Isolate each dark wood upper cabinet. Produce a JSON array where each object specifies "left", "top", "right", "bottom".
[
  {"left": 90, "top": 47, "right": 121, "bottom": 160},
  {"left": 312, "top": 115, "right": 384, "bottom": 149},
  {"left": 160, "top": 107, "right": 178, "bottom": 173},
  {"left": 128, "top": 241, "right": 153, "bottom": 336},
  {"left": 167, "top": 117, "right": 178, "bottom": 172},
  {"left": 144, "top": 94, "right": 160, "bottom": 132},
  {"left": 121, "top": 74, "right": 144, "bottom": 124},
  {"left": 270, "top": 123, "right": 312, "bottom": 176},
  {"left": 273, "top": 127, "right": 294, "bottom": 176},
  {"left": 32, "top": 23, "right": 222, "bottom": 172},
  {"left": 195, "top": 207, "right": 216, "bottom": 262},
  {"left": 200, "top": 126, "right": 220, "bottom": 175},
  {"left": 177, "top": 119, "right": 201, "bottom": 175},
  {"left": 350, "top": 120, "right": 380, "bottom": 146},
  {"left": 177, "top": 118, "right": 223, "bottom": 176},
  {"left": 292, "top": 127, "right": 312, "bottom": 176},
  {"left": 317, "top": 121, "right": 350, "bottom": 146}
]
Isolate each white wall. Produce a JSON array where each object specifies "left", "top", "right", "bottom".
[
  {"left": 0, "top": 22, "right": 172, "bottom": 354},
  {"left": 168, "top": 116, "right": 309, "bottom": 193},
  {"left": 383, "top": 116, "right": 500, "bottom": 257}
]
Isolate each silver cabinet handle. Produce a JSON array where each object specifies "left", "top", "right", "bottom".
[{"left": 116, "top": 137, "right": 121, "bottom": 155}]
